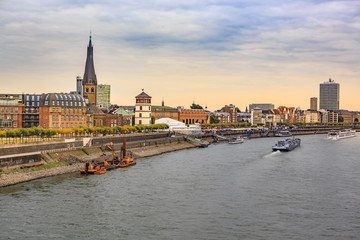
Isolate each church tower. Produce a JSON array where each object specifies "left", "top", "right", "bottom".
[{"left": 82, "top": 34, "right": 97, "bottom": 105}]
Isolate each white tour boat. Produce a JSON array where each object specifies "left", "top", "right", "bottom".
[{"left": 327, "top": 129, "right": 356, "bottom": 140}]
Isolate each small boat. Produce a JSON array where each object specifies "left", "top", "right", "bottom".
[
  {"left": 272, "top": 137, "right": 301, "bottom": 151},
  {"left": 228, "top": 135, "right": 244, "bottom": 144},
  {"left": 80, "top": 161, "right": 107, "bottom": 174},
  {"left": 20, "top": 163, "right": 44, "bottom": 169},
  {"left": 116, "top": 156, "right": 136, "bottom": 168},
  {"left": 274, "top": 130, "right": 292, "bottom": 137},
  {"left": 327, "top": 129, "right": 356, "bottom": 140}
]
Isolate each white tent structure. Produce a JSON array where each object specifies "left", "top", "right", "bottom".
[
  {"left": 155, "top": 118, "right": 201, "bottom": 132},
  {"left": 155, "top": 118, "right": 187, "bottom": 131}
]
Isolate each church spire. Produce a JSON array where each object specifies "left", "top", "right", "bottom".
[{"left": 83, "top": 34, "right": 97, "bottom": 85}]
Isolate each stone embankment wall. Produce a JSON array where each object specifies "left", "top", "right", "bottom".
[
  {"left": 0, "top": 133, "right": 170, "bottom": 168},
  {"left": 0, "top": 138, "right": 197, "bottom": 187}
]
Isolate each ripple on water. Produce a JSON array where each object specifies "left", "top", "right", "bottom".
[{"left": 1, "top": 134, "right": 360, "bottom": 239}]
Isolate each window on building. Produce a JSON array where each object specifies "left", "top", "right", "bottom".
[
  {"left": 66, "top": 123, "right": 69, "bottom": 128},
  {"left": 91, "top": 88, "right": 94, "bottom": 93},
  {"left": 140, "top": 106, "right": 142, "bottom": 110},
  {"left": 139, "top": 120, "right": 142, "bottom": 124},
  {"left": 86, "top": 88, "right": 89, "bottom": 92},
  {"left": 61, "top": 116, "right": 64, "bottom": 120},
  {"left": 14, "top": 122, "right": 17, "bottom": 127},
  {"left": 70, "top": 116, "right": 73, "bottom": 121},
  {"left": 139, "top": 113, "right": 142, "bottom": 117},
  {"left": 14, "top": 115, "right": 17, "bottom": 120},
  {"left": 62, "top": 123, "right": 64, "bottom": 128},
  {"left": 66, "top": 116, "right": 69, "bottom": 120},
  {"left": 52, "top": 115, "right": 55, "bottom": 120},
  {"left": 75, "top": 116, "right": 78, "bottom": 121}
]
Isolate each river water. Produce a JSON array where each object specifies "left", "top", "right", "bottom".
[{"left": 1, "top": 134, "right": 360, "bottom": 240}]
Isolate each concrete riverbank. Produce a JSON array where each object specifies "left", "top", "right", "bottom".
[{"left": 0, "top": 140, "right": 198, "bottom": 187}]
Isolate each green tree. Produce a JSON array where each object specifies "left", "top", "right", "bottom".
[
  {"left": 355, "top": 118, "right": 359, "bottom": 123},
  {"left": 338, "top": 116, "right": 344, "bottom": 122},
  {"left": 210, "top": 115, "right": 220, "bottom": 124},
  {"left": 190, "top": 103, "right": 203, "bottom": 109}
]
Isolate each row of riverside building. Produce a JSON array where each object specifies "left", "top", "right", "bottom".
[
  {"left": 1, "top": 37, "right": 358, "bottom": 130},
  {"left": 0, "top": 36, "right": 209, "bottom": 130}
]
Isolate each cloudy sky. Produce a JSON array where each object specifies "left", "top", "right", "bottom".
[{"left": 1, "top": 0, "right": 359, "bottom": 111}]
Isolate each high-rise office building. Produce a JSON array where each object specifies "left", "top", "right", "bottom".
[
  {"left": 310, "top": 97, "right": 317, "bottom": 111},
  {"left": 96, "top": 84, "right": 111, "bottom": 108},
  {"left": 76, "top": 76, "right": 82, "bottom": 95},
  {"left": 249, "top": 103, "right": 274, "bottom": 111},
  {"left": 319, "top": 79, "right": 339, "bottom": 110}
]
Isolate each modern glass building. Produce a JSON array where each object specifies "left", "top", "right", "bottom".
[
  {"left": 96, "top": 84, "right": 111, "bottom": 108},
  {"left": 319, "top": 79, "right": 339, "bottom": 110}
]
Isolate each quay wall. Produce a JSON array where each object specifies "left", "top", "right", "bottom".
[{"left": 0, "top": 133, "right": 170, "bottom": 168}]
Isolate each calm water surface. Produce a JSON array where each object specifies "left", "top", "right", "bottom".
[{"left": 1, "top": 134, "right": 360, "bottom": 239}]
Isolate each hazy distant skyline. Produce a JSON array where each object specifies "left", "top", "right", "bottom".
[{"left": 1, "top": 0, "right": 359, "bottom": 111}]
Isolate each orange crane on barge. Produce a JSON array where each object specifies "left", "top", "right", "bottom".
[{"left": 80, "top": 138, "right": 136, "bottom": 175}]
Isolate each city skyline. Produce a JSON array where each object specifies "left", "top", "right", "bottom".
[{"left": 1, "top": 0, "right": 359, "bottom": 111}]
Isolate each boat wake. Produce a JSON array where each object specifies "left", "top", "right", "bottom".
[{"left": 264, "top": 150, "right": 282, "bottom": 158}]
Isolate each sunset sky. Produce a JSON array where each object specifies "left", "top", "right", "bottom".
[{"left": 1, "top": 0, "right": 359, "bottom": 111}]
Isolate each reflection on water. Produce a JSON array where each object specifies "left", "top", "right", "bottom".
[{"left": 1, "top": 134, "right": 360, "bottom": 240}]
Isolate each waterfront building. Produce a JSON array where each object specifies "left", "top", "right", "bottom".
[
  {"left": 214, "top": 111, "right": 231, "bottom": 124},
  {"left": 178, "top": 107, "right": 207, "bottom": 125},
  {"left": 82, "top": 35, "right": 97, "bottom": 105},
  {"left": 320, "top": 78, "right": 339, "bottom": 110},
  {"left": 304, "top": 110, "right": 320, "bottom": 124},
  {"left": 250, "top": 107, "right": 262, "bottom": 125},
  {"left": 0, "top": 95, "right": 24, "bottom": 129},
  {"left": 115, "top": 108, "right": 132, "bottom": 126},
  {"left": 276, "top": 106, "right": 296, "bottom": 123},
  {"left": 262, "top": 110, "right": 276, "bottom": 126},
  {"left": 223, "top": 104, "right": 237, "bottom": 123},
  {"left": 335, "top": 110, "right": 356, "bottom": 123},
  {"left": 96, "top": 84, "right": 111, "bottom": 108},
  {"left": 249, "top": 103, "right": 274, "bottom": 111},
  {"left": 328, "top": 111, "right": 339, "bottom": 123},
  {"left": 319, "top": 109, "right": 329, "bottom": 123},
  {"left": 1, "top": 93, "right": 42, "bottom": 128},
  {"left": 39, "top": 93, "right": 87, "bottom": 129},
  {"left": 310, "top": 97, "right": 318, "bottom": 111},
  {"left": 151, "top": 105, "right": 179, "bottom": 121},
  {"left": 135, "top": 90, "right": 152, "bottom": 125},
  {"left": 237, "top": 112, "right": 251, "bottom": 122}
]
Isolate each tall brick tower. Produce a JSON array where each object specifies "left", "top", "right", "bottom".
[{"left": 82, "top": 34, "right": 97, "bottom": 105}]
